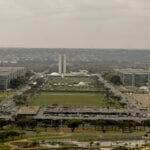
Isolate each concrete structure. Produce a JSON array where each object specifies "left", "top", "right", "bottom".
[
  {"left": 16, "top": 106, "right": 40, "bottom": 120},
  {"left": 17, "top": 106, "right": 40, "bottom": 116},
  {"left": 58, "top": 53, "right": 66, "bottom": 76},
  {"left": 34, "top": 106, "right": 149, "bottom": 122},
  {"left": 115, "top": 68, "right": 150, "bottom": 87},
  {"left": 50, "top": 72, "right": 60, "bottom": 76},
  {"left": 0, "top": 67, "right": 26, "bottom": 90},
  {"left": 67, "top": 70, "right": 89, "bottom": 76}
]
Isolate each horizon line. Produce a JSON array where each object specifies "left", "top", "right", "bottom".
[{"left": 0, "top": 46, "right": 150, "bottom": 51}]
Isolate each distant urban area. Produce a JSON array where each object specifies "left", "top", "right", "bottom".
[{"left": 0, "top": 48, "right": 150, "bottom": 150}]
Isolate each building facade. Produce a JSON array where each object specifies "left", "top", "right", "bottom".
[
  {"left": 0, "top": 67, "right": 26, "bottom": 90},
  {"left": 115, "top": 68, "right": 150, "bottom": 87}
]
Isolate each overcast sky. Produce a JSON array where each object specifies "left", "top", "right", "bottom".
[{"left": 0, "top": 0, "right": 150, "bottom": 48}]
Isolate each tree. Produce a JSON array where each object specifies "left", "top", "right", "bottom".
[
  {"left": 112, "top": 146, "right": 128, "bottom": 150},
  {"left": 10, "top": 76, "right": 26, "bottom": 88},
  {"left": 25, "top": 70, "right": 34, "bottom": 78},
  {"left": 36, "top": 78, "right": 45, "bottom": 86},
  {"left": 14, "top": 94, "right": 27, "bottom": 106},
  {"left": 110, "top": 75, "right": 122, "bottom": 85},
  {"left": 0, "top": 130, "right": 21, "bottom": 142},
  {"left": 117, "top": 120, "right": 137, "bottom": 133},
  {"left": 16, "top": 118, "right": 36, "bottom": 129},
  {"left": 7, "top": 130, "right": 20, "bottom": 140},
  {"left": 0, "top": 131, "right": 7, "bottom": 142},
  {"left": 66, "top": 120, "right": 82, "bottom": 132},
  {"left": 0, "top": 119, "right": 8, "bottom": 129},
  {"left": 91, "top": 120, "right": 107, "bottom": 132}
]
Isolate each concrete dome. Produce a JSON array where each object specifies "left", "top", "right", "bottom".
[
  {"left": 78, "top": 82, "right": 87, "bottom": 86},
  {"left": 139, "top": 86, "right": 149, "bottom": 92},
  {"left": 50, "top": 72, "right": 60, "bottom": 76}
]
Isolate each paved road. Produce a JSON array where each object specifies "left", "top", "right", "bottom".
[{"left": 94, "top": 74, "right": 140, "bottom": 110}]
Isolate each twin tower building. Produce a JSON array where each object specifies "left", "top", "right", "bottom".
[{"left": 58, "top": 53, "right": 66, "bottom": 76}]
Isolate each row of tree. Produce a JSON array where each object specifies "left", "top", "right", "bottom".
[
  {"left": 14, "top": 76, "right": 45, "bottom": 106},
  {"left": 102, "top": 71, "right": 122, "bottom": 85},
  {"left": 0, "top": 130, "right": 24, "bottom": 142},
  {"left": 12, "top": 118, "right": 150, "bottom": 133}
]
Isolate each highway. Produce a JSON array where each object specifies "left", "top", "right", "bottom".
[{"left": 94, "top": 74, "right": 140, "bottom": 110}]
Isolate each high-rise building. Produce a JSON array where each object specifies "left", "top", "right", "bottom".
[{"left": 58, "top": 53, "right": 66, "bottom": 75}]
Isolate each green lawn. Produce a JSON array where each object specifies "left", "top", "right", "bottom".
[
  {"left": 28, "top": 129, "right": 145, "bottom": 142},
  {"left": 29, "top": 92, "right": 121, "bottom": 108},
  {"left": 7, "top": 128, "right": 147, "bottom": 143}
]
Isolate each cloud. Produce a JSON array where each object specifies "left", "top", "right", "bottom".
[{"left": 0, "top": 0, "right": 150, "bottom": 48}]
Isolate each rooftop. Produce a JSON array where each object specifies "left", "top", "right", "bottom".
[
  {"left": 17, "top": 106, "right": 40, "bottom": 115},
  {"left": 115, "top": 68, "right": 149, "bottom": 74},
  {"left": 0, "top": 67, "right": 25, "bottom": 76}
]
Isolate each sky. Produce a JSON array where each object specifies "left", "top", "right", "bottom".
[{"left": 0, "top": 0, "right": 150, "bottom": 49}]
